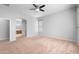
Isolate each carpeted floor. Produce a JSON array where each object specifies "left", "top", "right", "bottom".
[{"left": 0, "top": 36, "right": 79, "bottom": 54}]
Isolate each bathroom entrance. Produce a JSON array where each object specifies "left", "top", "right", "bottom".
[{"left": 16, "top": 19, "right": 27, "bottom": 38}]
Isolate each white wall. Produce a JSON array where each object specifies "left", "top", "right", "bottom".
[
  {"left": 27, "top": 18, "right": 38, "bottom": 37},
  {"left": 0, "top": 6, "right": 38, "bottom": 41},
  {"left": 77, "top": 7, "right": 79, "bottom": 43},
  {"left": 22, "top": 19, "right": 27, "bottom": 36},
  {"left": 0, "top": 6, "right": 22, "bottom": 41},
  {"left": 38, "top": 20, "right": 43, "bottom": 35},
  {"left": 40, "top": 8, "right": 77, "bottom": 42},
  {"left": 10, "top": 19, "right": 16, "bottom": 41}
]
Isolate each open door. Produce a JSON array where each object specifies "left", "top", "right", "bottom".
[{"left": 0, "top": 18, "right": 10, "bottom": 41}]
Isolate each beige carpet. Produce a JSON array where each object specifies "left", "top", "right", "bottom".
[{"left": 0, "top": 36, "right": 79, "bottom": 54}]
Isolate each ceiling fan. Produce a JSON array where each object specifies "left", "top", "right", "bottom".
[{"left": 30, "top": 4, "right": 45, "bottom": 12}]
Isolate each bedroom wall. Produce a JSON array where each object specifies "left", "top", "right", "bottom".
[
  {"left": 27, "top": 18, "right": 38, "bottom": 37},
  {"left": 40, "top": 8, "right": 77, "bottom": 42},
  {"left": 0, "top": 6, "right": 38, "bottom": 41}
]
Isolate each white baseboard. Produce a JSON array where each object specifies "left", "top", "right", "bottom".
[{"left": 0, "top": 38, "right": 9, "bottom": 41}]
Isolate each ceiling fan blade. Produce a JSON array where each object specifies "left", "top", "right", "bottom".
[
  {"left": 40, "top": 9, "right": 45, "bottom": 12},
  {"left": 33, "top": 4, "right": 37, "bottom": 8},
  {"left": 39, "top": 5, "right": 45, "bottom": 8},
  {"left": 30, "top": 8, "right": 36, "bottom": 10}
]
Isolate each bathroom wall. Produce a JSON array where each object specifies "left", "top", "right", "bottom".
[{"left": 40, "top": 8, "right": 77, "bottom": 42}]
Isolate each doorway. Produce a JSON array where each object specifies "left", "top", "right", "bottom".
[{"left": 16, "top": 19, "right": 27, "bottom": 38}]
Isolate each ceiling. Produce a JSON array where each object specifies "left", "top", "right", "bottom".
[{"left": 0, "top": 4, "right": 76, "bottom": 18}]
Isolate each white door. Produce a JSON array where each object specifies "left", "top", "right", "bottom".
[{"left": 0, "top": 19, "right": 9, "bottom": 40}]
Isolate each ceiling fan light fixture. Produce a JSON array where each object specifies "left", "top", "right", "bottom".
[
  {"left": 36, "top": 8, "right": 40, "bottom": 12},
  {"left": 30, "top": 4, "right": 45, "bottom": 12}
]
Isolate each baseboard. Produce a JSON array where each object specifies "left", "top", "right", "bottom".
[{"left": 0, "top": 38, "right": 9, "bottom": 41}]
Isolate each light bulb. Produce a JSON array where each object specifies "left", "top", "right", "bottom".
[{"left": 36, "top": 8, "right": 39, "bottom": 12}]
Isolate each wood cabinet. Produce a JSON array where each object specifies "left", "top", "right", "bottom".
[{"left": 16, "top": 29, "right": 23, "bottom": 38}]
